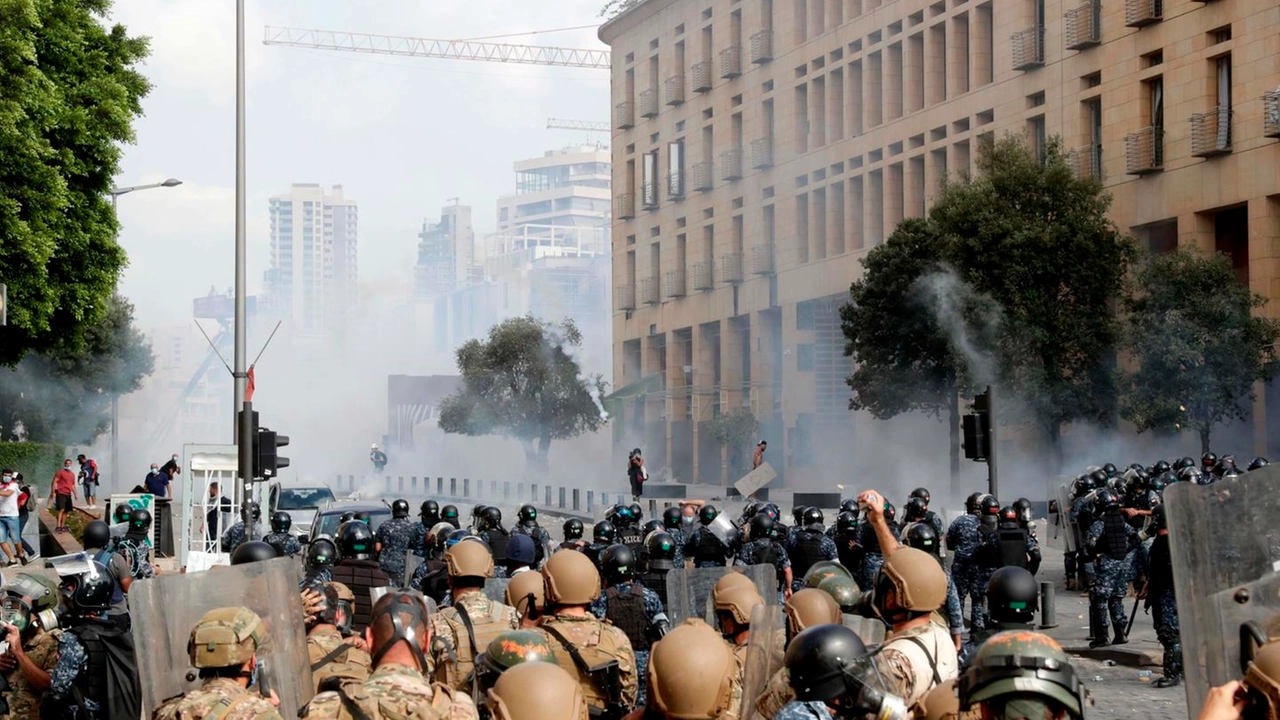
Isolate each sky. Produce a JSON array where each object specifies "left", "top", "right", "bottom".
[{"left": 109, "top": 0, "right": 612, "bottom": 329}]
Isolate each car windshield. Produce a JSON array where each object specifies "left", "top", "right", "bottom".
[
  {"left": 315, "top": 508, "right": 390, "bottom": 537},
  {"left": 277, "top": 487, "right": 335, "bottom": 510}
]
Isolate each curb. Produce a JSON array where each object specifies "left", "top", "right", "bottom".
[{"left": 1064, "top": 645, "right": 1162, "bottom": 667}]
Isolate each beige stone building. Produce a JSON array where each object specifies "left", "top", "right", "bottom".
[{"left": 599, "top": 0, "right": 1280, "bottom": 487}]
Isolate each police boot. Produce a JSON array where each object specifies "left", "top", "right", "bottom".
[
  {"left": 1113, "top": 626, "right": 1128, "bottom": 645},
  {"left": 1152, "top": 675, "right": 1181, "bottom": 689}
]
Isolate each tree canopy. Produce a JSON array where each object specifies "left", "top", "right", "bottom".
[
  {"left": 438, "top": 316, "right": 608, "bottom": 470},
  {"left": 1120, "top": 250, "right": 1279, "bottom": 452},
  {"left": 0, "top": 0, "right": 150, "bottom": 367}
]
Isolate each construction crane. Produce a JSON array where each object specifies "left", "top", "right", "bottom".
[
  {"left": 547, "top": 118, "right": 610, "bottom": 132},
  {"left": 263, "top": 26, "right": 610, "bottom": 70}
]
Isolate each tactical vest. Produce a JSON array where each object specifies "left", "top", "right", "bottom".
[
  {"left": 485, "top": 529, "right": 511, "bottom": 564},
  {"left": 789, "top": 530, "right": 827, "bottom": 578},
  {"left": 694, "top": 529, "right": 726, "bottom": 566},
  {"left": 330, "top": 560, "right": 393, "bottom": 633},
  {"left": 835, "top": 532, "right": 863, "bottom": 573},
  {"left": 541, "top": 619, "right": 628, "bottom": 713},
  {"left": 92, "top": 548, "right": 126, "bottom": 607},
  {"left": 639, "top": 570, "right": 669, "bottom": 609},
  {"left": 880, "top": 623, "right": 959, "bottom": 705},
  {"left": 605, "top": 584, "right": 650, "bottom": 652},
  {"left": 309, "top": 633, "right": 371, "bottom": 694},
  {"left": 997, "top": 524, "right": 1029, "bottom": 569},
  {"left": 436, "top": 598, "right": 515, "bottom": 692},
  {"left": 860, "top": 524, "right": 882, "bottom": 555},
  {"left": 619, "top": 528, "right": 643, "bottom": 556},
  {"left": 1101, "top": 514, "right": 1132, "bottom": 560},
  {"left": 976, "top": 523, "right": 1001, "bottom": 569},
  {"left": 77, "top": 626, "right": 111, "bottom": 710}
]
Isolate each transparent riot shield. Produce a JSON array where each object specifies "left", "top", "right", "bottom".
[
  {"left": 1167, "top": 466, "right": 1280, "bottom": 713},
  {"left": 1051, "top": 482, "right": 1077, "bottom": 553},
  {"left": 708, "top": 514, "right": 742, "bottom": 547},
  {"left": 740, "top": 604, "right": 785, "bottom": 720},
  {"left": 129, "top": 556, "right": 311, "bottom": 716},
  {"left": 664, "top": 564, "right": 777, "bottom": 624},
  {"left": 843, "top": 613, "right": 886, "bottom": 647},
  {"left": 370, "top": 586, "right": 396, "bottom": 607},
  {"left": 484, "top": 576, "right": 512, "bottom": 603},
  {"left": 405, "top": 550, "right": 423, "bottom": 586}
]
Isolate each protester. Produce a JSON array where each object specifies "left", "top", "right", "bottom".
[
  {"left": 627, "top": 448, "right": 647, "bottom": 502},
  {"left": 0, "top": 470, "right": 27, "bottom": 567},
  {"left": 76, "top": 454, "right": 99, "bottom": 509},
  {"left": 49, "top": 459, "right": 78, "bottom": 533}
]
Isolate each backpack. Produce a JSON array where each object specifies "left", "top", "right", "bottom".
[{"left": 435, "top": 598, "right": 515, "bottom": 695}]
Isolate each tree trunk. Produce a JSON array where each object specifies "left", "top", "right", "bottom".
[
  {"left": 536, "top": 434, "right": 552, "bottom": 471},
  {"left": 948, "top": 390, "right": 962, "bottom": 500},
  {"left": 1047, "top": 422, "right": 1064, "bottom": 474},
  {"left": 1199, "top": 426, "right": 1212, "bottom": 454}
]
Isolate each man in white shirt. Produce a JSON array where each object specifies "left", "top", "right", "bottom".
[{"left": 0, "top": 471, "right": 28, "bottom": 566}]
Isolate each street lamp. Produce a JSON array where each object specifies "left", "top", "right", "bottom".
[{"left": 109, "top": 177, "right": 183, "bottom": 495}]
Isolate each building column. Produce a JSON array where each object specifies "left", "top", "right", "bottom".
[
  {"left": 949, "top": 13, "right": 970, "bottom": 95},
  {"left": 1249, "top": 197, "right": 1280, "bottom": 455},
  {"left": 692, "top": 324, "right": 719, "bottom": 483},
  {"left": 1177, "top": 211, "right": 1215, "bottom": 254},
  {"left": 972, "top": 4, "right": 993, "bottom": 87},
  {"left": 905, "top": 157, "right": 925, "bottom": 220},
  {"left": 885, "top": 163, "right": 905, "bottom": 232},
  {"left": 905, "top": 34, "right": 924, "bottom": 113}
]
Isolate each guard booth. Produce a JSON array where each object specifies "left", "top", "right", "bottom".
[{"left": 178, "top": 443, "right": 265, "bottom": 570}]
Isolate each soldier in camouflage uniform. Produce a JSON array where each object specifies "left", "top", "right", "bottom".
[
  {"left": 486, "top": 660, "right": 589, "bottom": 720},
  {"left": 153, "top": 606, "right": 283, "bottom": 720},
  {"left": 0, "top": 573, "right": 63, "bottom": 719},
  {"left": 219, "top": 503, "right": 265, "bottom": 557},
  {"left": 754, "top": 588, "right": 844, "bottom": 718},
  {"left": 430, "top": 539, "right": 517, "bottom": 692},
  {"left": 411, "top": 500, "right": 442, "bottom": 558},
  {"left": 536, "top": 549, "right": 638, "bottom": 714},
  {"left": 646, "top": 619, "right": 739, "bottom": 720},
  {"left": 263, "top": 512, "right": 302, "bottom": 558},
  {"left": 117, "top": 506, "right": 159, "bottom": 580},
  {"left": 471, "top": 630, "right": 560, "bottom": 700},
  {"left": 591, "top": 544, "right": 667, "bottom": 704},
  {"left": 304, "top": 582, "right": 372, "bottom": 695},
  {"left": 302, "top": 591, "right": 478, "bottom": 720},
  {"left": 737, "top": 514, "right": 793, "bottom": 602},
  {"left": 958, "top": 632, "right": 1087, "bottom": 720},
  {"left": 376, "top": 499, "right": 416, "bottom": 587}
]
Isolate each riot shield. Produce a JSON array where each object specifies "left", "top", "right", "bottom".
[
  {"left": 483, "top": 576, "right": 512, "bottom": 603},
  {"left": 1051, "top": 482, "right": 1077, "bottom": 553},
  {"left": 843, "top": 613, "right": 886, "bottom": 647},
  {"left": 46, "top": 551, "right": 97, "bottom": 577},
  {"left": 708, "top": 514, "right": 742, "bottom": 547},
  {"left": 664, "top": 564, "right": 777, "bottom": 624},
  {"left": 405, "top": 550, "right": 423, "bottom": 586},
  {"left": 1167, "top": 466, "right": 1280, "bottom": 713},
  {"left": 371, "top": 586, "right": 437, "bottom": 614},
  {"left": 129, "top": 556, "right": 311, "bottom": 716},
  {"left": 739, "top": 604, "right": 785, "bottom": 720}
]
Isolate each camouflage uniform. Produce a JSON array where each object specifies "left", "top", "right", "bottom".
[
  {"left": 219, "top": 522, "right": 265, "bottom": 556},
  {"left": 774, "top": 700, "right": 831, "bottom": 719},
  {"left": 308, "top": 625, "right": 372, "bottom": 695},
  {"left": 262, "top": 531, "right": 301, "bottom": 557},
  {"left": 875, "top": 621, "right": 959, "bottom": 705},
  {"left": 409, "top": 521, "right": 430, "bottom": 558},
  {"left": 47, "top": 633, "right": 95, "bottom": 715},
  {"left": 301, "top": 663, "right": 478, "bottom": 720},
  {"left": 754, "top": 666, "right": 795, "bottom": 718},
  {"left": 1086, "top": 516, "right": 1137, "bottom": 636},
  {"left": 153, "top": 676, "right": 284, "bottom": 719},
  {"left": 589, "top": 581, "right": 664, "bottom": 702},
  {"left": 116, "top": 536, "right": 157, "bottom": 579},
  {"left": 944, "top": 514, "right": 981, "bottom": 629},
  {"left": 429, "top": 592, "right": 517, "bottom": 689},
  {"left": 537, "top": 613, "right": 639, "bottom": 711},
  {"left": 375, "top": 517, "right": 416, "bottom": 587},
  {"left": 3, "top": 628, "right": 62, "bottom": 719},
  {"left": 737, "top": 538, "right": 792, "bottom": 600}
]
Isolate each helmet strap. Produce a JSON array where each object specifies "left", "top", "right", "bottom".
[{"left": 369, "top": 593, "right": 430, "bottom": 673}]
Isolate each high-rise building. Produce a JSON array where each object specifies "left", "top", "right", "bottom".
[
  {"left": 415, "top": 203, "right": 475, "bottom": 298},
  {"left": 600, "top": 0, "right": 1280, "bottom": 486},
  {"left": 496, "top": 145, "right": 612, "bottom": 235},
  {"left": 263, "top": 184, "right": 358, "bottom": 335}
]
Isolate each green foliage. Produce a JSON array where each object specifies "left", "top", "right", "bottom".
[
  {"left": 438, "top": 316, "right": 608, "bottom": 469},
  {"left": 0, "top": 295, "right": 155, "bottom": 444},
  {"left": 0, "top": 442, "right": 65, "bottom": 492},
  {"left": 600, "top": 0, "right": 644, "bottom": 18},
  {"left": 706, "top": 408, "right": 758, "bottom": 448},
  {"left": 1120, "top": 250, "right": 1279, "bottom": 451},
  {"left": 0, "top": 0, "right": 151, "bottom": 367}
]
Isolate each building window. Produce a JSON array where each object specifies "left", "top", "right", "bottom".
[
  {"left": 1028, "top": 115, "right": 1046, "bottom": 162},
  {"left": 642, "top": 151, "right": 659, "bottom": 209},
  {"left": 667, "top": 140, "right": 685, "bottom": 198},
  {"left": 797, "top": 343, "right": 815, "bottom": 371}
]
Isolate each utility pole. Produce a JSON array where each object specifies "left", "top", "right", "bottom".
[
  {"left": 234, "top": 0, "right": 253, "bottom": 536},
  {"left": 986, "top": 384, "right": 999, "bottom": 499}
]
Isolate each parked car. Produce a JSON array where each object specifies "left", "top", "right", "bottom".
[
  {"left": 307, "top": 501, "right": 391, "bottom": 543},
  {"left": 268, "top": 484, "right": 336, "bottom": 538}
]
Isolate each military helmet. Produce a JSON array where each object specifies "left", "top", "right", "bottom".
[
  {"left": 542, "top": 548, "right": 601, "bottom": 605},
  {"left": 998, "top": 506, "right": 1018, "bottom": 524},
  {"left": 130, "top": 506, "right": 154, "bottom": 532},
  {"left": 1011, "top": 497, "right": 1033, "bottom": 524},
  {"left": 1242, "top": 632, "right": 1280, "bottom": 719},
  {"left": 910, "top": 487, "right": 931, "bottom": 503},
  {"left": 713, "top": 571, "right": 755, "bottom": 595},
  {"left": 441, "top": 504, "right": 460, "bottom": 526},
  {"left": 904, "top": 521, "right": 940, "bottom": 555},
  {"left": 1088, "top": 469, "right": 1108, "bottom": 489},
  {"left": 505, "top": 569, "right": 546, "bottom": 619},
  {"left": 802, "top": 507, "right": 824, "bottom": 527},
  {"left": 839, "top": 498, "right": 858, "bottom": 515},
  {"left": 563, "top": 518, "right": 584, "bottom": 541},
  {"left": 761, "top": 503, "right": 781, "bottom": 522},
  {"left": 713, "top": 582, "right": 764, "bottom": 626},
  {"left": 607, "top": 504, "right": 630, "bottom": 525},
  {"left": 1094, "top": 488, "right": 1120, "bottom": 512},
  {"left": 648, "top": 619, "right": 737, "bottom": 719},
  {"left": 978, "top": 494, "right": 1000, "bottom": 516},
  {"left": 231, "top": 541, "right": 278, "bottom": 566},
  {"left": 488, "top": 653, "right": 588, "bottom": 720},
  {"left": 368, "top": 591, "right": 432, "bottom": 672},
  {"left": 337, "top": 519, "right": 376, "bottom": 560},
  {"left": 1250, "top": 457, "right": 1271, "bottom": 472},
  {"left": 59, "top": 560, "right": 116, "bottom": 614},
  {"left": 917, "top": 679, "right": 961, "bottom": 720},
  {"left": 429, "top": 522, "right": 456, "bottom": 548},
  {"left": 803, "top": 561, "right": 853, "bottom": 589},
  {"left": 816, "top": 574, "right": 860, "bottom": 613},
  {"left": 5, "top": 572, "right": 59, "bottom": 613},
  {"left": 445, "top": 537, "right": 496, "bottom": 579},
  {"left": 1174, "top": 456, "right": 1195, "bottom": 471},
  {"left": 1102, "top": 462, "right": 1118, "bottom": 477},
  {"left": 518, "top": 504, "right": 538, "bottom": 525},
  {"left": 785, "top": 624, "right": 872, "bottom": 703},
  {"left": 749, "top": 513, "right": 775, "bottom": 541},
  {"left": 1178, "top": 466, "right": 1202, "bottom": 484},
  {"left": 662, "top": 506, "right": 681, "bottom": 529},
  {"left": 188, "top": 606, "right": 264, "bottom": 669},
  {"left": 478, "top": 629, "right": 559, "bottom": 677},
  {"left": 270, "top": 511, "right": 291, "bottom": 534},
  {"left": 482, "top": 505, "right": 503, "bottom": 529},
  {"left": 785, "top": 588, "right": 843, "bottom": 638},
  {"left": 82, "top": 520, "right": 111, "bottom": 549},
  {"left": 959, "top": 631, "right": 1087, "bottom": 719},
  {"left": 1201, "top": 452, "right": 1218, "bottom": 471},
  {"left": 699, "top": 505, "right": 719, "bottom": 525},
  {"left": 307, "top": 537, "right": 338, "bottom": 569},
  {"left": 875, "top": 547, "right": 947, "bottom": 618},
  {"left": 646, "top": 531, "right": 678, "bottom": 570},
  {"left": 593, "top": 520, "right": 616, "bottom": 544},
  {"left": 600, "top": 544, "right": 637, "bottom": 584},
  {"left": 792, "top": 505, "right": 808, "bottom": 524},
  {"left": 1152, "top": 460, "right": 1172, "bottom": 475},
  {"left": 391, "top": 499, "right": 410, "bottom": 518},
  {"left": 985, "top": 566, "right": 1039, "bottom": 624}
]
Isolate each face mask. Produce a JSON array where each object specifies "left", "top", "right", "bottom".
[
  {"left": 681, "top": 516, "right": 695, "bottom": 528},
  {"left": 1, "top": 598, "right": 30, "bottom": 632}
]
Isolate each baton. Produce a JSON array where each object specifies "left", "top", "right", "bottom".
[{"left": 1125, "top": 585, "right": 1143, "bottom": 635}]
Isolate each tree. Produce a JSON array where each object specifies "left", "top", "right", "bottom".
[
  {"left": 0, "top": 295, "right": 155, "bottom": 444},
  {"left": 438, "top": 316, "right": 608, "bottom": 471},
  {"left": 706, "top": 407, "right": 758, "bottom": 480},
  {"left": 1120, "top": 250, "right": 1279, "bottom": 452},
  {"left": 0, "top": 0, "right": 151, "bottom": 367},
  {"left": 840, "top": 218, "right": 1001, "bottom": 488},
  {"left": 600, "top": 0, "right": 644, "bottom": 18},
  {"left": 930, "top": 136, "right": 1135, "bottom": 461}
]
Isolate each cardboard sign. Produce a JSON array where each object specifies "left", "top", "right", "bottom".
[{"left": 734, "top": 462, "right": 778, "bottom": 498}]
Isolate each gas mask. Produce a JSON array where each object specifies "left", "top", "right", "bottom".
[{"left": 1, "top": 596, "right": 31, "bottom": 634}]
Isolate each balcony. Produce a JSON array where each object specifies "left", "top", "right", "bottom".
[
  {"left": 616, "top": 285, "right": 636, "bottom": 311},
  {"left": 720, "top": 148, "right": 744, "bottom": 181},
  {"left": 1064, "top": 1, "right": 1100, "bottom": 50},
  {"left": 750, "top": 30, "right": 773, "bottom": 63},
  {"left": 614, "top": 101, "right": 635, "bottom": 129},
  {"left": 1067, "top": 144, "right": 1102, "bottom": 181},
  {"left": 719, "top": 253, "right": 744, "bottom": 284},
  {"left": 664, "top": 74, "right": 685, "bottom": 106},
  {"left": 720, "top": 45, "right": 742, "bottom": 78},
  {"left": 1191, "top": 106, "right": 1232, "bottom": 157},
  {"left": 667, "top": 170, "right": 684, "bottom": 200},
  {"left": 691, "top": 161, "right": 714, "bottom": 191},
  {"left": 641, "top": 181, "right": 658, "bottom": 210},
  {"left": 750, "top": 138, "right": 774, "bottom": 169},
  {"left": 1124, "top": 0, "right": 1162, "bottom": 27},
  {"left": 638, "top": 277, "right": 660, "bottom": 305},
  {"left": 1124, "top": 127, "right": 1164, "bottom": 174},
  {"left": 691, "top": 61, "right": 713, "bottom": 92},
  {"left": 1265, "top": 92, "right": 1280, "bottom": 138},
  {"left": 614, "top": 192, "right": 636, "bottom": 219},
  {"left": 1011, "top": 25, "right": 1045, "bottom": 71},
  {"left": 638, "top": 89, "right": 659, "bottom": 118},
  {"left": 665, "top": 270, "right": 686, "bottom": 298},
  {"left": 692, "top": 261, "right": 714, "bottom": 290},
  {"left": 752, "top": 245, "right": 775, "bottom": 274}
]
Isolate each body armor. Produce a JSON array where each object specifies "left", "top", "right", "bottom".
[
  {"left": 604, "top": 585, "right": 650, "bottom": 652},
  {"left": 638, "top": 571, "right": 669, "bottom": 609},
  {"left": 484, "top": 528, "right": 511, "bottom": 565},
  {"left": 790, "top": 530, "right": 827, "bottom": 579},
  {"left": 694, "top": 529, "right": 727, "bottom": 566},
  {"left": 330, "top": 560, "right": 393, "bottom": 634},
  {"left": 1101, "top": 514, "right": 1132, "bottom": 560},
  {"left": 997, "top": 524, "right": 1029, "bottom": 569}
]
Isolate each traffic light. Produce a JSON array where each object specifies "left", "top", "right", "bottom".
[
  {"left": 253, "top": 427, "right": 290, "bottom": 479},
  {"left": 962, "top": 390, "right": 992, "bottom": 460}
]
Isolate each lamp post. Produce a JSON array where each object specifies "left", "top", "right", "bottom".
[{"left": 109, "top": 178, "right": 182, "bottom": 494}]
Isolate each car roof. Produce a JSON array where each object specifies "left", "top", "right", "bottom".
[{"left": 316, "top": 501, "right": 389, "bottom": 515}]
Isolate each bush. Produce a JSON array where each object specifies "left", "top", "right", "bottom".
[{"left": 0, "top": 442, "right": 67, "bottom": 493}]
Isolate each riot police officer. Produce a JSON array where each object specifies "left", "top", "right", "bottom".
[
  {"left": 375, "top": 499, "right": 415, "bottom": 586},
  {"left": 737, "top": 513, "right": 793, "bottom": 601},
  {"left": 477, "top": 506, "right": 512, "bottom": 571},
  {"left": 1143, "top": 504, "right": 1182, "bottom": 688},
  {"left": 153, "top": 607, "right": 283, "bottom": 720},
  {"left": 659, "top": 506, "right": 687, "bottom": 566},
  {"left": 684, "top": 505, "right": 734, "bottom": 569},
  {"left": 562, "top": 518, "right": 588, "bottom": 552},
  {"left": 512, "top": 504, "right": 552, "bottom": 566},
  {"left": 118, "top": 507, "right": 159, "bottom": 580},
  {"left": 856, "top": 501, "right": 899, "bottom": 590},
  {"left": 639, "top": 531, "right": 679, "bottom": 608},
  {"left": 218, "top": 502, "right": 263, "bottom": 557},
  {"left": 1085, "top": 488, "right": 1138, "bottom": 648},
  {"left": 330, "top": 520, "right": 393, "bottom": 634},
  {"left": 441, "top": 504, "right": 461, "bottom": 529},
  {"left": 908, "top": 487, "right": 945, "bottom": 536},
  {"left": 946, "top": 494, "right": 984, "bottom": 626},
  {"left": 263, "top": 511, "right": 301, "bottom": 558},
  {"left": 777, "top": 624, "right": 907, "bottom": 719},
  {"left": 593, "top": 544, "right": 667, "bottom": 703},
  {"left": 995, "top": 505, "right": 1039, "bottom": 574},
  {"left": 786, "top": 508, "right": 837, "bottom": 592},
  {"left": 832, "top": 511, "right": 862, "bottom": 576},
  {"left": 584, "top": 520, "right": 616, "bottom": 569},
  {"left": 961, "top": 566, "right": 1039, "bottom": 667},
  {"left": 304, "top": 536, "right": 339, "bottom": 586}
]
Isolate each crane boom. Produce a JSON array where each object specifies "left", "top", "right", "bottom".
[
  {"left": 547, "top": 118, "right": 610, "bottom": 132},
  {"left": 263, "top": 26, "right": 611, "bottom": 70}
]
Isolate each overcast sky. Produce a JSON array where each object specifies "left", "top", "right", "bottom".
[{"left": 109, "top": 0, "right": 611, "bottom": 329}]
